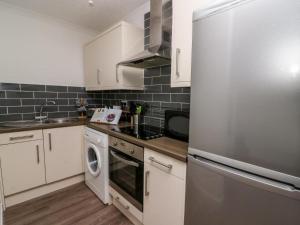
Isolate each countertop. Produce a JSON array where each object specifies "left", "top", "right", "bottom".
[
  {"left": 88, "top": 122, "right": 188, "bottom": 162},
  {"left": 0, "top": 119, "right": 188, "bottom": 162},
  {"left": 0, "top": 120, "right": 87, "bottom": 134}
]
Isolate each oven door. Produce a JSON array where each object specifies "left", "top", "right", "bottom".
[{"left": 109, "top": 147, "right": 144, "bottom": 211}]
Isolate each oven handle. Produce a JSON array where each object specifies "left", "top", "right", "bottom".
[{"left": 110, "top": 150, "right": 140, "bottom": 168}]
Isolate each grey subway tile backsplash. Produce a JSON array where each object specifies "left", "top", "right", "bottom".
[
  {"left": 0, "top": 83, "right": 20, "bottom": 91},
  {"left": 144, "top": 28, "right": 150, "bottom": 37},
  {"left": 6, "top": 91, "right": 33, "bottom": 98},
  {"left": 153, "top": 94, "right": 171, "bottom": 102},
  {"left": 48, "top": 112, "right": 68, "bottom": 119},
  {"left": 0, "top": 107, "right": 7, "bottom": 114},
  {"left": 144, "top": 19, "right": 150, "bottom": 29},
  {"left": 144, "top": 12, "right": 150, "bottom": 20},
  {"left": 22, "top": 113, "right": 36, "bottom": 121},
  {"left": 171, "top": 94, "right": 191, "bottom": 103},
  {"left": 58, "top": 92, "right": 77, "bottom": 98},
  {"left": 21, "top": 98, "right": 46, "bottom": 106},
  {"left": 8, "top": 106, "right": 35, "bottom": 114},
  {"left": 0, "top": 99, "right": 21, "bottom": 106},
  {"left": 0, "top": 83, "right": 94, "bottom": 121},
  {"left": 21, "top": 84, "right": 45, "bottom": 91},
  {"left": 46, "top": 85, "right": 68, "bottom": 92},
  {"left": 68, "top": 86, "right": 85, "bottom": 93},
  {"left": 34, "top": 91, "right": 57, "bottom": 99},
  {"left": 0, "top": 91, "right": 5, "bottom": 98},
  {"left": 144, "top": 36, "right": 150, "bottom": 46}
]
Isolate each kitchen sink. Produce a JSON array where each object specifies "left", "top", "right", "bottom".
[
  {"left": 44, "top": 118, "right": 80, "bottom": 124},
  {"left": 0, "top": 118, "right": 80, "bottom": 128}
]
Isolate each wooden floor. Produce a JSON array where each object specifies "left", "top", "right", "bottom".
[{"left": 4, "top": 183, "right": 133, "bottom": 225}]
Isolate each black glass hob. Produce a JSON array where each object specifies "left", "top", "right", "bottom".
[{"left": 113, "top": 125, "right": 164, "bottom": 140}]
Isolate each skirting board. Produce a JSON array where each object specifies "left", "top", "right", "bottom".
[
  {"left": 5, "top": 174, "right": 84, "bottom": 208},
  {"left": 109, "top": 186, "right": 143, "bottom": 225}
]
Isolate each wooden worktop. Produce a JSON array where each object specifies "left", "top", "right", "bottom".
[
  {"left": 87, "top": 122, "right": 188, "bottom": 162},
  {"left": 0, "top": 119, "right": 188, "bottom": 162},
  {"left": 0, "top": 120, "right": 86, "bottom": 134}
]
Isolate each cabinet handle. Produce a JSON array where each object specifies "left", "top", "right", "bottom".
[
  {"left": 176, "top": 48, "right": 181, "bottom": 77},
  {"left": 9, "top": 134, "right": 34, "bottom": 141},
  {"left": 48, "top": 133, "right": 52, "bottom": 151},
  {"left": 116, "top": 64, "right": 120, "bottom": 83},
  {"left": 149, "top": 156, "right": 173, "bottom": 170},
  {"left": 36, "top": 145, "right": 40, "bottom": 164},
  {"left": 145, "top": 170, "right": 150, "bottom": 196},
  {"left": 97, "top": 69, "right": 101, "bottom": 85},
  {"left": 115, "top": 196, "right": 130, "bottom": 210}
]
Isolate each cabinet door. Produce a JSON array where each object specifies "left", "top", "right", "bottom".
[
  {"left": 43, "top": 126, "right": 84, "bottom": 183},
  {"left": 171, "top": 0, "right": 194, "bottom": 87},
  {"left": 84, "top": 40, "right": 101, "bottom": 90},
  {"left": 0, "top": 140, "right": 45, "bottom": 196},
  {"left": 143, "top": 162, "right": 186, "bottom": 225},
  {"left": 97, "top": 25, "right": 122, "bottom": 89}
]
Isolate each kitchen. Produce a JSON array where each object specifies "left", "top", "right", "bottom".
[{"left": 0, "top": 0, "right": 300, "bottom": 225}]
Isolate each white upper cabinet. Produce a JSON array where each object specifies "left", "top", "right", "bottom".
[
  {"left": 171, "top": 0, "right": 207, "bottom": 87},
  {"left": 84, "top": 21, "right": 144, "bottom": 91},
  {"left": 171, "top": 0, "right": 193, "bottom": 87}
]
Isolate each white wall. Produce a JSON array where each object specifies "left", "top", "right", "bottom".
[
  {"left": 123, "top": 1, "right": 150, "bottom": 29},
  {"left": 0, "top": 2, "right": 97, "bottom": 86}
]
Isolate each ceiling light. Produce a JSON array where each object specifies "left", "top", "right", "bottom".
[{"left": 88, "top": 0, "right": 95, "bottom": 7}]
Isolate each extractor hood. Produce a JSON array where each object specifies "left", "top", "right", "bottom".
[{"left": 118, "top": 0, "right": 172, "bottom": 69}]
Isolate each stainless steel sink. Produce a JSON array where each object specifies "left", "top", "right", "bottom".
[
  {"left": 0, "top": 120, "right": 45, "bottom": 128},
  {"left": 0, "top": 118, "right": 80, "bottom": 128},
  {"left": 44, "top": 118, "right": 80, "bottom": 124}
]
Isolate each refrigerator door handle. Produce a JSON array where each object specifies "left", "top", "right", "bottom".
[{"left": 189, "top": 155, "right": 300, "bottom": 200}]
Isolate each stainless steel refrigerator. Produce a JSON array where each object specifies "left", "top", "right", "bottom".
[{"left": 185, "top": 0, "right": 300, "bottom": 224}]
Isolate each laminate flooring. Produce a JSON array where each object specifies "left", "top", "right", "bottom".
[{"left": 4, "top": 182, "right": 133, "bottom": 225}]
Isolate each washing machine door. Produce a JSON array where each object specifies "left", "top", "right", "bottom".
[{"left": 86, "top": 143, "right": 101, "bottom": 177}]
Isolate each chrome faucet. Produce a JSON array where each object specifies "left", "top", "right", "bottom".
[{"left": 36, "top": 100, "right": 56, "bottom": 121}]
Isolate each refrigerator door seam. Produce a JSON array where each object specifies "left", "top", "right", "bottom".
[{"left": 189, "top": 155, "right": 300, "bottom": 200}]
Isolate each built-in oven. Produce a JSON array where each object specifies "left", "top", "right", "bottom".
[{"left": 109, "top": 136, "right": 144, "bottom": 211}]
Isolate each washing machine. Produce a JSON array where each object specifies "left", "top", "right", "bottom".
[{"left": 84, "top": 127, "right": 110, "bottom": 204}]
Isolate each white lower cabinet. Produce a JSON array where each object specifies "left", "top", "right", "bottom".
[
  {"left": 143, "top": 149, "right": 186, "bottom": 225},
  {"left": 43, "top": 126, "right": 84, "bottom": 183},
  {"left": 0, "top": 126, "right": 84, "bottom": 198},
  {"left": 0, "top": 139, "right": 46, "bottom": 196}
]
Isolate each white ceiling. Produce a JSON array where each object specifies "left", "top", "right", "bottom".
[{"left": 0, "top": 0, "right": 148, "bottom": 31}]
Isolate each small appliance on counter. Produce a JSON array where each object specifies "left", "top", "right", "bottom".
[
  {"left": 90, "top": 108, "right": 122, "bottom": 125},
  {"left": 164, "top": 110, "right": 190, "bottom": 142}
]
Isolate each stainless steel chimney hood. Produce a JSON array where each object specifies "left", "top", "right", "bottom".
[{"left": 118, "top": 0, "right": 172, "bottom": 69}]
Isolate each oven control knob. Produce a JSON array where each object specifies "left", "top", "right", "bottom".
[{"left": 130, "top": 149, "right": 135, "bottom": 154}]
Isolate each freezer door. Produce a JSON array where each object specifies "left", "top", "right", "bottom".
[
  {"left": 185, "top": 156, "right": 300, "bottom": 225},
  {"left": 189, "top": 0, "right": 300, "bottom": 182}
]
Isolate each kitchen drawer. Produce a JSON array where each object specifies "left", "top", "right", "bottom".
[
  {"left": 145, "top": 148, "right": 186, "bottom": 180},
  {"left": 109, "top": 186, "right": 143, "bottom": 222},
  {"left": 0, "top": 130, "right": 43, "bottom": 145}
]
